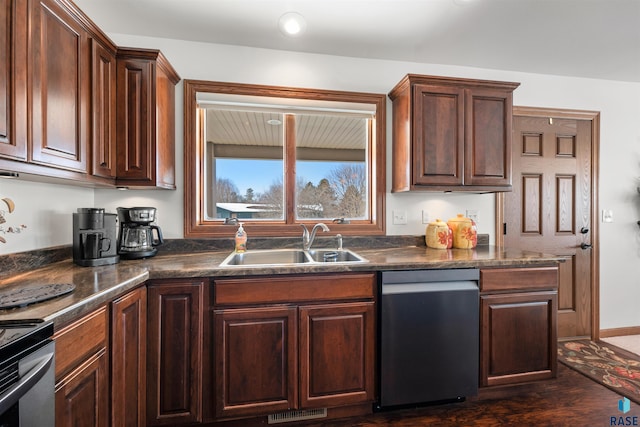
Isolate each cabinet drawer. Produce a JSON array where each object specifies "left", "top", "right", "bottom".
[
  {"left": 214, "top": 273, "right": 376, "bottom": 306},
  {"left": 480, "top": 267, "right": 558, "bottom": 292},
  {"left": 54, "top": 305, "right": 108, "bottom": 379}
]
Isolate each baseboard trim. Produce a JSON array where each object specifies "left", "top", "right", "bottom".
[{"left": 599, "top": 326, "right": 640, "bottom": 338}]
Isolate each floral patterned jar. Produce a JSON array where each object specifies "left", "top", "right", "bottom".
[
  {"left": 425, "top": 219, "right": 453, "bottom": 249},
  {"left": 447, "top": 214, "right": 478, "bottom": 249}
]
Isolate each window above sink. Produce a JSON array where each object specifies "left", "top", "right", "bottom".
[{"left": 183, "top": 81, "right": 386, "bottom": 238}]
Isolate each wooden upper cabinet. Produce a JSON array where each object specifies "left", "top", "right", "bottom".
[
  {"left": 116, "top": 47, "right": 180, "bottom": 189},
  {"left": 29, "top": 0, "right": 90, "bottom": 173},
  {"left": 91, "top": 39, "right": 117, "bottom": 180},
  {"left": 0, "top": 0, "right": 28, "bottom": 161},
  {"left": 389, "top": 74, "right": 519, "bottom": 192}
]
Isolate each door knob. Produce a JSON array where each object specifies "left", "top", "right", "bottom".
[
  {"left": 581, "top": 243, "right": 592, "bottom": 250},
  {"left": 580, "top": 227, "right": 589, "bottom": 234}
]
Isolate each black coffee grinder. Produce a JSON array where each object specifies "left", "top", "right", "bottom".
[{"left": 72, "top": 208, "right": 119, "bottom": 266}]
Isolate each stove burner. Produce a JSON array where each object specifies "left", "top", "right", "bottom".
[{"left": 0, "top": 283, "right": 75, "bottom": 310}]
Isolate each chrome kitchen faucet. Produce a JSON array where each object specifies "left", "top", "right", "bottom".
[{"left": 300, "top": 223, "right": 330, "bottom": 251}]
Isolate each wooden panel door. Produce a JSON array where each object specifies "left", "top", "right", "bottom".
[
  {"left": 112, "top": 286, "right": 147, "bottom": 427},
  {"left": 299, "top": 302, "right": 375, "bottom": 408},
  {"left": 30, "top": 0, "right": 89, "bottom": 172},
  {"left": 91, "top": 39, "right": 116, "bottom": 179},
  {"left": 214, "top": 306, "right": 298, "bottom": 419},
  {"left": 115, "top": 57, "right": 152, "bottom": 182},
  {"left": 465, "top": 87, "right": 512, "bottom": 187},
  {"left": 412, "top": 83, "right": 464, "bottom": 186},
  {"left": 502, "top": 110, "right": 596, "bottom": 339},
  {"left": 147, "top": 280, "right": 204, "bottom": 425},
  {"left": 55, "top": 348, "right": 109, "bottom": 427},
  {"left": 0, "top": 0, "right": 27, "bottom": 160},
  {"left": 480, "top": 291, "right": 557, "bottom": 387}
]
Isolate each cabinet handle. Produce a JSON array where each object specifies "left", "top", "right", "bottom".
[
  {"left": 580, "top": 243, "right": 592, "bottom": 250},
  {"left": 580, "top": 227, "right": 589, "bottom": 234}
]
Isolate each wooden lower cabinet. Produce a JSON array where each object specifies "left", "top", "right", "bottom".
[
  {"left": 214, "top": 306, "right": 298, "bottom": 419},
  {"left": 111, "top": 286, "right": 147, "bottom": 427},
  {"left": 299, "top": 302, "right": 375, "bottom": 408},
  {"left": 147, "top": 279, "right": 206, "bottom": 425},
  {"left": 479, "top": 267, "right": 558, "bottom": 387},
  {"left": 54, "top": 306, "right": 109, "bottom": 427},
  {"left": 54, "top": 286, "right": 148, "bottom": 427},
  {"left": 213, "top": 273, "right": 376, "bottom": 422},
  {"left": 55, "top": 349, "right": 109, "bottom": 427}
]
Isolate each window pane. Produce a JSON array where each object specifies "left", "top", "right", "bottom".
[
  {"left": 295, "top": 114, "right": 369, "bottom": 220},
  {"left": 206, "top": 108, "right": 284, "bottom": 220}
]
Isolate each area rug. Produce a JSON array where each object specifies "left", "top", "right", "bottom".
[{"left": 558, "top": 340, "right": 640, "bottom": 404}]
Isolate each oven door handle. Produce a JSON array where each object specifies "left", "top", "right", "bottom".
[{"left": 0, "top": 351, "right": 54, "bottom": 415}]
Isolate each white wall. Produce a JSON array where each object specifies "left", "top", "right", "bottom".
[
  {"left": 0, "top": 179, "right": 93, "bottom": 253},
  {"left": 1, "top": 34, "right": 639, "bottom": 331}
]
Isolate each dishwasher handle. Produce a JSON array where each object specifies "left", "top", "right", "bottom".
[
  {"left": 382, "top": 280, "right": 478, "bottom": 295},
  {"left": 381, "top": 268, "right": 479, "bottom": 285}
]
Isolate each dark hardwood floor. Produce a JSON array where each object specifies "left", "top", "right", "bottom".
[{"left": 308, "top": 363, "right": 639, "bottom": 426}]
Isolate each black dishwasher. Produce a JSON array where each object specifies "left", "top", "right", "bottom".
[{"left": 378, "top": 269, "right": 479, "bottom": 409}]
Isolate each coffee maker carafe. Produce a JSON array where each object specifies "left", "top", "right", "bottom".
[
  {"left": 73, "top": 208, "right": 120, "bottom": 266},
  {"left": 117, "top": 207, "right": 164, "bottom": 259}
]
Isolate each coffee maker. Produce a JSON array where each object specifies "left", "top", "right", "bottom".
[
  {"left": 117, "top": 207, "right": 164, "bottom": 259},
  {"left": 73, "top": 208, "right": 120, "bottom": 266}
]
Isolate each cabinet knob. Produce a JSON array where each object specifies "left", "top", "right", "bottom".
[
  {"left": 580, "top": 227, "right": 589, "bottom": 234},
  {"left": 580, "top": 243, "right": 592, "bottom": 250}
]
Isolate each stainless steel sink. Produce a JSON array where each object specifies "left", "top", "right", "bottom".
[
  {"left": 220, "top": 249, "right": 311, "bottom": 266},
  {"left": 307, "top": 249, "right": 367, "bottom": 263},
  {"left": 219, "top": 248, "right": 367, "bottom": 267}
]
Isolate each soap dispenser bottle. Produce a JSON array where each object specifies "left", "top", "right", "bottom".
[{"left": 235, "top": 222, "right": 247, "bottom": 253}]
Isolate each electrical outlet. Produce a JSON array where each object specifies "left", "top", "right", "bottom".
[
  {"left": 602, "top": 209, "right": 613, "bottom": 223},
  {"left": 392, "top": 210, "right": 407, "bottom": 225},
  {"left": 422, "top": 210, "right": 430, "bottom": 224},
  {"left": 466, "top": 209, "right": 479, "bottom": 225}
]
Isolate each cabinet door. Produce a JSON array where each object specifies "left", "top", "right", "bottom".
[
  {"left": 29, "top": 0, "right": 90, "bottom": 172},
  {"left": 480, "top": 291, "right": 557, "bottom": 386},
  {"left": 299, "top": 302, "right": 375, "bottom": 408},
  {"left": 464, "top": 87, "right": 512, "bottom": 187},
  {"left": 0, "top": 0, "right": 27, "bottom": 160},
  {"left": 214, "top": 306, "right": 298, "bottom": 419},
  {"left": 411, "top": 83, "right": 464, "bottom": 186},
  {"left": 91, "top": 39, "right": 116, "bottom": 179},
  {"left": 115, "top": 56, "right": 153, "bottom": 183},
  {"left": 147, "top": 280, "right": 204, "bottom": 425},
  {"left": 55, "top": 348, "right": 109, "bottom": 427},
  {"left": 112, "top": 286, "right": 147, "bottom": 427}
]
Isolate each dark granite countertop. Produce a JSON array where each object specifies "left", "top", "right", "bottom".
[{"left": 0, "top": 245, "right": 561, "bottom": 330}]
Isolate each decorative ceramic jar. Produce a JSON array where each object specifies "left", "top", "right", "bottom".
[
  {"left": 447, "top": 213, "right": 478, "bottom": 249},
  {"left": 425, "top": 219, "right": 453, "bottom": 249}
]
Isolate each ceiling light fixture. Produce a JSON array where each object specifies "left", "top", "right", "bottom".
[{"left": 278, "top": 12, "right": 306, "bottom": 37}]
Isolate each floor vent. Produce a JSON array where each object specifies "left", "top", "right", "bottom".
[{"left": 267, "top": 408, "right": 327, "bottom": 424}]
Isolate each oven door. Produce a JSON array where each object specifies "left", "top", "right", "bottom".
[{"left": 0, "top": 341, "right": 55, "bottom": 427}]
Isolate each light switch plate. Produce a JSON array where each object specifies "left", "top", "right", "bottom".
[
  {"left": 466, "top": 209, "right": 479, "bottom": 225},
  {"left": 392, "top": 210, "right": 407, "bottom": 225}
]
